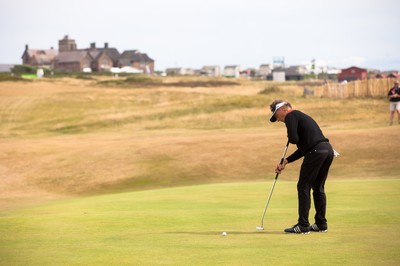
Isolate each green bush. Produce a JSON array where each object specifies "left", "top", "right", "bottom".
[
  {"left": 11, "top": 65, "right": 52, "bottom": 77},
  {"left": 11, "top": 65, "right": 37, "bottom": 75}
]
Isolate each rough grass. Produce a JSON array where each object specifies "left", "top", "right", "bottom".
[
  {"left": 0, "top": 77, "right": 398, "bottom": 209},
  {"left": 0, "top": 73, "right": 27, "bottom": 82},
  {"left": 97, "top": 75, "right": 240, "bottom": 88}
]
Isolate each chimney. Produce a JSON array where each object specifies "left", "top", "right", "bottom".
[
  {"left": 90, "top": 42, "right": 96, "bottom": 49},
  {"left": 25, "top": 44, "right": 28, "bottom": 51},
  {"left": 104, "top": 42, "right": 108, "bottom": 49}
]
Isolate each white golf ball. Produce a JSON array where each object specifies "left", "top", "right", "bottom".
[{"left": 222, "top": 232, "right": 227, "bottom": 236}]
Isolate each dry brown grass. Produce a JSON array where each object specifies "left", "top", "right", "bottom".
[{"left": 0, "top": 77, "right": 398, "bottom": 210}]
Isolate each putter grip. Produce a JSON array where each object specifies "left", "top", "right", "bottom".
[{"left": 275, "top": 140, "right": 290, "bottom": 180}]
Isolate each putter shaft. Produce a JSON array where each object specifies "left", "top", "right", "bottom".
[{"left": 257, "top": 140, "right": 290, "bottom": 230}]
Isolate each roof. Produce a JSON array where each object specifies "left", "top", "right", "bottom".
[
  {"left": 55, "top": 51, "right": 91, "bottom": 63},
  {"left": 341, "top": 66, "right": 367, "bottom": 71},
  {"left": 25, "top": 49, "right": 58, "bottom": 58},
  {"left": 202, "top": 65, "right": 220, "bottom": 70},
  {"left": 271, "top": 66, "right": 306, "bottom": 76},
  {"left": 224, "top": 65, "right": 240, "bottom": 69},
  {"left": 119, "top": 50, "right": 154, "bottom": 64},
  {"left": 24, "top": 49, "right": 58, "bottom": 65},
  {"left": 84, "top": 48, "right": 120, "bottom": 61}
]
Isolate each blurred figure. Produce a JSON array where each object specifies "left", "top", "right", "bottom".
[{"left": 387, "top": 80, "right": 400, "bottom": 125}]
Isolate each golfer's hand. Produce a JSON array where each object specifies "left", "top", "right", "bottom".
[{"left": 275, "top": 159, "right": 288, "bottom": 174}]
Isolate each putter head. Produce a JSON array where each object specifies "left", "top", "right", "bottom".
[{"left": 256, "top": 226, "right": 264, "bottom": 230}]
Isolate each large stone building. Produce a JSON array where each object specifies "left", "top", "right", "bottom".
[{"left": 22, "top": 35, "right": 155, "bottom": 73}]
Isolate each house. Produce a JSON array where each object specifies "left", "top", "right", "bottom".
[
  {"left": 165, "top": 68, "right": 194, "bottom": 76},
  {"left": 373, "top": 73, "right": 388, "bottom": 79},
  {"left": 373, "top": 71, "right": 399, "bottom": 79},
  {"left": 240, "top": 68, "right": 257, "bottom": 78},
  {"left": 259, "top": 64, "right": 272, "bottom": 79},
  {"left": 166, "top": 68, "right": 184, "bottom": 76},
  {"left": 269, "top": 67, "right": 286, "bottom": 81},
  {"left": 58, "top": 36, "right": 120, "bottom": 72},
  {"left": 55, "top": 35, "right": 96, "bottom": 72},
  {"left": 223, "top": 65, "right": 240, "bottom": 78},
  {"left": 268, "top": 66, "right": 306, "bottom": 81},
  {"left": 337, "top": 66, "right": 368, "bottom": 82},
  {"left": 53, "top": 51, "right": 93, "bottom": 72},
  {"left": 118, "top": 50, "right": 154, "bottom": 74},
  {"left": 21, "top": 45, "right": 58, "bottom": 68},
  {"left": 285, "top": 66, "right": 306, "bottom": 80},
  {"left": 385, "top": 71, "right": 400, "bottom": 79},
  {"left": 85, "top": 42, "right": 120, "bottom": 72},
  {"left": 22, "top": 35, "right": 155, "bottom": 73},
  {"left": 200, "top": 65, "right": 220, "bottom": 77}
]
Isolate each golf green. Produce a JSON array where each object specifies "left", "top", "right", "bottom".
[{"left": 1, "top": 179, "right": 399, "bottom": 265}]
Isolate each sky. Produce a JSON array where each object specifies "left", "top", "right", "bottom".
[{"left": 1, "top": 0, "right": 399, "bottom": 71}]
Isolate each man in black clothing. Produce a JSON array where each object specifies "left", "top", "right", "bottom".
[
  {"left": 388, "top": 80, "right": 400, "bottom": 125},
  {"left": 269, "top": 99, "right": 334, "bottom": 234}
]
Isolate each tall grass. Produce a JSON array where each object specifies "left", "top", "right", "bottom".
[
  {"left": 0, "top": 77, "right": 398, "bottom": 206},
  {"left": 0, "top": 80, "right": 389, "bottom": 138}
]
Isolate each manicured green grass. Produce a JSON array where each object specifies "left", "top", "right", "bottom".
[{"left": 1, "top": 179, "right": 399, "bottom": 265}]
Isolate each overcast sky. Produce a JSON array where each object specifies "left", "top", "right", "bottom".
[{"left": 1, "top": 0, "right": 399, "bottom": 71}]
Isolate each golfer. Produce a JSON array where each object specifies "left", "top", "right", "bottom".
[{"left": 269, "top": 99, "right": 334, "bottom": 234}]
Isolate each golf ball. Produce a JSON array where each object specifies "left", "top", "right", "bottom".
[{"left": 222, "top": 232, "right": 227, "bottom": 236}]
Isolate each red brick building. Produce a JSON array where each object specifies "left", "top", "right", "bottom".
[{"left": 337, "top": 66, "right": 368, "bottom": 82}]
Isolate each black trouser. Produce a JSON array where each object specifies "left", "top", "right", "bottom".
[{"left": 297, "top": 142, "right": 334, "bottom": 227}]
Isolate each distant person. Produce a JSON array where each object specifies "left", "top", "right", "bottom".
[
  {"left": 269, "top": 99, "right": 336, "bottom": 234},
  {"left": 388, "top": 80, "right": 400, "bottom": 125}
]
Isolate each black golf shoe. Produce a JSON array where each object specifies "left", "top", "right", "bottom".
[
  {"left": 284, "top": 224, "right": 310, "bottom": 234},
  {"left": 309, "top": 223, "right": 328, "bottom": 232}
]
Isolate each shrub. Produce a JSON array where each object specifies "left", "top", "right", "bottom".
[
  {"left": 11, "top": 65, "right": 37, "bottom": 75},
  {"left": 11, "top": 65, "right": 52, "bottom": 77}
]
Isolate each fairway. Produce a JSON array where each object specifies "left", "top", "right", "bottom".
[{"left": 1, "top": 179, "right": 399, "bottom": 265}]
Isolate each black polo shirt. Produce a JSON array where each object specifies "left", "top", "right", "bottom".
[{"left": 285, "top": 110, "right": 329, "bottom": 163}]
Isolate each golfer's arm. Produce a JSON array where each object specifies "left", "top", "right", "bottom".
[{"left": 286, "top": 150, "right": 302, "bottom": 163}]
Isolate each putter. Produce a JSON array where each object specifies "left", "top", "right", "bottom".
[{"left": 256, "top": 140, "right": 290, "bottom": 231}]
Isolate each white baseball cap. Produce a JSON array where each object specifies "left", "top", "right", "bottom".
[{"left": 270, "top": 102, "right": 286, "bottom": 122}]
